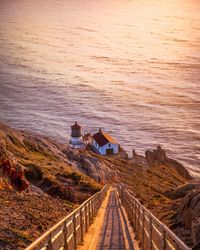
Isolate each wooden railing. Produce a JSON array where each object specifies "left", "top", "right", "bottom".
[
  {"left": 26, "top": 185, "right": 108, "bottom": 250},
  {"left": 117, "top": 185, "right": 192, "bottom": 250}
]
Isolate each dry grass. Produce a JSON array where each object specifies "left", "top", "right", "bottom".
[
  {"left": 0, "top": 123, "right": 102, "bottom": 249},
  {"left": 0, "top": 123, "right": 194, "bottom": 247}
]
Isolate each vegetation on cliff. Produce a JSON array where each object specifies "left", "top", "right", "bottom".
[
  {"left": 0, "top": 123, "right": 101, "bottom": 249},
  {"left": 0, "top": 123, "right": 199, "bottom": 249}
]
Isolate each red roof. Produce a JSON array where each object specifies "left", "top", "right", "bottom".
[{"left": 92, "top": 129, "right": 117, "bottom": 147}]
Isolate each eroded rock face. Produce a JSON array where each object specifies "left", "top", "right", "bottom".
[
  {"left": 63, "top": 148, "right": 116, "bottom": 184},
  {"left": 165, "top": 183, "right": 198, "bottom": 200},
  {"left": 0, "top": 143, "right": 29, "bottom": 191},
  {"left": 145, "top": 145, "right": 168, "bottom": 166},
  {"left": 145, "top": 146, "right": 192, "bottom": 180},
  {"left": 182, "top": 187, "right": 200, "bottom": 245}
]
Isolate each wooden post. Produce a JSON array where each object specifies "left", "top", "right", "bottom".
[
  {"left": 80, "top": 208, "right": 84, "bottom": 243},
  {"left": 97, "top": 196, "right": 99, "bottom": 210},
  {"left": 98, "top": 194, "right": 100, "bottom": 210},
  {"left": 161, "top": 225, "right": 166, "bottom": 250},
  {"left": 47, "top": 232, "right": 52, "bottom": 250},
  {"left": 93, "top": 198, "right": 95, "bottom": 219},
  {"left": 94, "top": 197, "right": 96, "bottom": 214},
  {"left": 99, "top": 194, "right": 101, "bottom": 209},
  {"left": 149, "top": 214, "right": 152, "bottom": 250},
  {"left": 95, "top": 196, "right": 98, "bottom": 214},
  {"left": 85, "top": 204, "right": 88, "bottom": 232},
  {"left": 137, "top": 203, "right": 140, "bottom": 240},
  {"left": 73, "top": 213, "right": 77, "bottom": 250},
  {"left": 91, "top": 198, "right": 94, "bottom": 218},
  {"left": 134, "top": 200, "right": 137, "bottom": 230},
  {"left": 89, "top": 201, "right": 91, "bottom": 225},
  {"left": 142, "top": 208, "right": 145, "bottom": 250},
  {"left": 121, "top": 186, "right": 124, "bottom": 205},
  {"left": 134, "top": 202, "right": 138, "bottom": 236},
  {"left": 131, "top": 198, "right": 134, "bottom": 222},
  {"left": 64, "top": 220, "right": 68, "bottom": 250},
  {"left": 90, "top": 200, "right": 93, "bottom": 221}
]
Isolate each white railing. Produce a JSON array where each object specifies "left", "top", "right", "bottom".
[
  {"left": 117, "top": 185, "right": 192, "bottom": 250},
  {"left": 26, "top": 185, "right": 108, "bottom": 250}
]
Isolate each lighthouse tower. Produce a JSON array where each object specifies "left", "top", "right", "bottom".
[{"left": 69, "top": 122, "right": 84, "bottom": 149}]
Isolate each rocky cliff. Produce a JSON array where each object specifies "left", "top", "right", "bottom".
[
  {"left": 0, "top": 123, "right": 199, "bottom": 248},
  {"left": 144, "top": 145, "right": 192, "bottom": 180},
  {"left": 182, "top": 184, "right": 200, "bottom": 245},
  {"left": 0, "top": 123, "right": 102, "bottom": 249}
]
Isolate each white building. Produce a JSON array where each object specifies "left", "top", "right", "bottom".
[
  {"left": 92, "top": 128, "right": 119, "bottom": 155},
  {"left": 69, "top": 122, "right": 84, "bottom": 149}
]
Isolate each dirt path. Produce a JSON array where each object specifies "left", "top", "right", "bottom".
[{"left": 78, "top": 188, "right": 139, "bottom": 250}]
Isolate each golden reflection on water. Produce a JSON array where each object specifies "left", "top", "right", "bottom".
[{"left": 0, "top": 0, "right": 199, "bottom": 175}]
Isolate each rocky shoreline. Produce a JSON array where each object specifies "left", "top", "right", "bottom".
[{"left": 0, "top": 123, "right": 200, "bottom": 249}]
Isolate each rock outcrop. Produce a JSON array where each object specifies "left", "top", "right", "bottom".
[
  {"left": 0, "top": 143, "right": 29, "bottom": 191},
  {"left": 63, "top": 148, "right": 116, "bottom": 184},
  {"left": 145, "top": 145, "right": 168, "bottom": 165},
  {"left": 145, "top": 145, "right": 192, "bottom": 180},
  {"left": 182, "top": 185, "right": 200, "bottom": 245}
]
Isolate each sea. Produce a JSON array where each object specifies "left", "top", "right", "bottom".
[{"left": 0, "top": 0, "right": 199, "bottom": 177}]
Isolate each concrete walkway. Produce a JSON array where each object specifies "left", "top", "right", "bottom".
[{"left": 78, "top": 188, "right": 139, "bottom": 250}]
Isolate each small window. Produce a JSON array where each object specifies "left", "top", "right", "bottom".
[{"left": 109, "top": 143, "right": 111, "bottom": 147}]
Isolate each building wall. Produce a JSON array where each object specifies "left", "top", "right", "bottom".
[
  {"left": 92, "top": 140, "right": 100, "bottom": 153},
  {"left": 92, "top": 140, "right": 119, "bottom": 155},
  {"left": 101, "top": 143, "right": 119, "bottom": 155}
]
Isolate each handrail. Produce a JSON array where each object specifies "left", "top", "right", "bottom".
[
  {"left": 26, "top": 185, "right": 108, "bottom": 250},
  {"left": 117, "top": 184, "right": 192, "bottom": 250}
]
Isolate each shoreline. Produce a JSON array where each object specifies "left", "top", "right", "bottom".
[{"left": 1, "top": 121, "right": 199, "bottom": 178}]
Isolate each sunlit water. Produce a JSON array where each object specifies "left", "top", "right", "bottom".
[{"left": 0, "top": 0, "right": 199, "bottom": 176}]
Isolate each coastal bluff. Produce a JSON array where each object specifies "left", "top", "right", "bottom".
[{"left": 0, "top": 123, "right": 199, "bottom": 249}]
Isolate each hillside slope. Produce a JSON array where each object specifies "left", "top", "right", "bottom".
[
  {"left": 0, "top": 123, "right": 199, "bottom": 248},
  {"left": 97, "top": 150, "right": 199, "bottom": 247},
  {"left": 0, "top": 123, "right": 102, "bottom": 249}
]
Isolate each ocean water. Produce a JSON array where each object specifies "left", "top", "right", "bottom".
[{"left": 0, "top": 0, "right": 199, "bottom": 176}]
